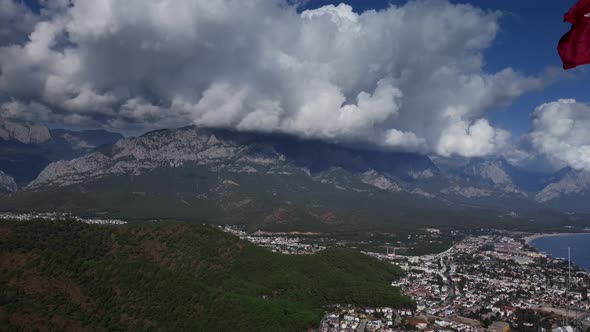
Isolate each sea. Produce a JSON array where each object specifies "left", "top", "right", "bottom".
[{"left": 530, "top": 234, "right": 590, "bottom": 272}]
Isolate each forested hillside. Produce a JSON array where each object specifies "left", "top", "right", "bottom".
[{"left": 0, "top": 221, "right": 412, "bottom": 331}]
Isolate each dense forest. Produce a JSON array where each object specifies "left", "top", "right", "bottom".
[{"left": 0, "top": 220, "right": 412, "bottom": 331}]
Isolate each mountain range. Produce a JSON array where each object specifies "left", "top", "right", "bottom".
[
  {"left": 1, "top": 119, "right": 589, "bottom": 231},
  {"left": 0, "top": 119, "right": 123, "bottom": 189}
]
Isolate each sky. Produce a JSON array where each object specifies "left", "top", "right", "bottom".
[
  {"left": 1, "top": 0, "right": 590, "bottom": 172},
  {"left": 302, "top": 0, "right": 588, "bottom": 136}
]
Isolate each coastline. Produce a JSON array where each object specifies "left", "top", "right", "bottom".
[{"left": 524, "top": 232, "right": 590, "bottom": 246}]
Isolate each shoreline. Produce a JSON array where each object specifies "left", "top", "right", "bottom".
[
  {"left": 524, "top": 232, "right": 590, "bottom": 246},
  {"left": 524, "top": 232, "right": 590, "bottom": 274}
]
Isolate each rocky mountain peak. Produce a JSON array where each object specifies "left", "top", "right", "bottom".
[
  {"left": 0, "top": 170, "right": 17, "bottom": 193},
  {"left": 535, "top": 168, "right": 590, "bottom": 203},
  {"left": 465, "top": 159, "right": 512, "bottom": 185},
  {"left": 429, "top": 157, "right": 527, "bottom": 197},
  {"left": 26, "top": 126, "right": 441, "bottom": 192},
  {"left": 0, "top": 118, "right": 51, "bottom": 144},
  {"left": 8, "top": 124, "right": 590, "bottom": 219}
]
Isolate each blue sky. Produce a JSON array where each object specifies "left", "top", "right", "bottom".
[{"left": 301, "top": 0, "right": 589, "bottom": 136}]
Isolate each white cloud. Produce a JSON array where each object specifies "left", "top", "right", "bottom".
[
  {"left": 384, "top": 129, "right": 426, "bottom": 152},
  {"left": 437, "top": 118, "right": 510, "bottom": 157},
  {"left": 0, "top": 100, "right": 53, "bottom": 122},
  {"left": 283, "top": 79, "right": 403, "bottom": 141},
  {"left": 530, "top": 99, "right": 590, "bottom": 172},
  {"left": 0, "top": 0, "right": 552, "bottom": 157}
]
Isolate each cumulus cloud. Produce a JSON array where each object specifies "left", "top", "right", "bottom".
[
  {"left": 530, "top": 99, "right": 590, "bottom": 172},
  {"left": 0, "top": 100, "right": 53, "bottom": 122},
  {"left": 0, "top": 0, "right": 552, "bottom": 157},
  {"left": 437, "top": 118, "right": 510, "bottom": 158}
]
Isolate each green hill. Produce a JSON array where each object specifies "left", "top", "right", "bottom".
[
  {"left": 0, "top": 220, "right": 412, "bottom": 331},
  {"left": 0, "top": 163, "right": 453, "bottom": 232},
  {"left": 2, "top": 164, "right": 557, "bottom": 233}
]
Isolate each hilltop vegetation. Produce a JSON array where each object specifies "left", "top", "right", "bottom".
[
  {"left": 0, "top": 164, "right": 467, "bottom": 233},
  {"left": 2, "top": 164, "right": 576, "bottom": 233},
  {"left": 0, "top": 221, "right": 412, "bottom": 331}
]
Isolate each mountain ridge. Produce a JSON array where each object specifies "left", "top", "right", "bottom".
[
  {"left": 0, "top": 117, "right": 123, "bottom": 185},
  {"left": 2, "top": 124, "right": 590, "bottom": 228},
  {"left": 0, "top": 118, "right": 51, "bottom": 145}
]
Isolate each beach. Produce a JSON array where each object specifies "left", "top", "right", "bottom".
[
  {"left": 524, "top": 232, "right": 590, "bottom": 246},
  {"left": 526, "top": 232, "right": 590, "bottom": 272}
]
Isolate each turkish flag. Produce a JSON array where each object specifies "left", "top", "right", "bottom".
[{"left": 558, "top": 0, "right": 590, "bottom": 69}]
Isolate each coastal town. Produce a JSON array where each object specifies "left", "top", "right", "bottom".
[
  {"left": 221, "top": 225, "right": 327, "bottom": 254},
  {"left": 367, "top": 232, "right": 590, "bottom": 331},
  {"left": 0, "top": 212, "right": 127, "bottom": 225},
  {"left": 222, "top": 225, "right": 590, "bottom": 331}
]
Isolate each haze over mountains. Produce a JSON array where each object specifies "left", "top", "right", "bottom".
[
  {"left": 1, "top": 118, "right": 589, "bottom": 230},
  {"left": 0, "top": 118, "right": 122, "bottom": 189}
]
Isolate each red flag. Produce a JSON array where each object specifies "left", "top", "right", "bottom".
[{"left": 558, "top": 0, "right": 590, "bottom": 69}]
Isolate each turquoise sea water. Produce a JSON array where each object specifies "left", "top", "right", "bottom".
[{"left": 530, "top": 234, "right": 590, "bottom": 272}]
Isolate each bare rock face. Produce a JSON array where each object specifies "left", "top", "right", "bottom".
[
  {"left": 0, "top": 171, "right": 17, "bottom": 193},
  {"left": 27, "top": 127, "right": 284, "bottom": 189},
  {"left": 535, "top": 169, "right": 590, "bottom": 203},
  {"left": 463, "top": 160, "right": 525, "bottom": 196},
  {"left": 0, "top": 118, "right": 51, "bottom": 144},
  {"left": 29, "top": 153, "right": 113, "bottom": 188},
  {"left": 17, "top": 124, "right": 590, "bottom": 214},
  {"left": 359, "top": 170, "right": 402, "bottom": 192},
  {"left": 441, "top": 185, "right": 492, "bottom": 198},
  {"left": 26, "top": 126, "right": 436, "bottom": 199}
]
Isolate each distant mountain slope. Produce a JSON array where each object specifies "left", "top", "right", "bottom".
[
  {"left": 432, "top": 158, "right": 530, "bottom": 196},
  {"left": 0, "top": 118, "right": 51, "bottom": 144},
  {"left": 0, "top": 125, "right": 581, "bottom": 231},
  {"left": 27, "top": 126, "right": 437, "bottom": 192},
  {"left": 0, "top": 170, "right": 17, "bottom": 193},
  {"left": 50, "top": 129, "right": 124, "bottom": 153},
  {"left": 0, "top": 140, "right": 53, "bottom": 185},
  {"left": 437, "top": 159, "right": 590, "bottom": 214},
  {"left": 535, "top": 168, "right": 590, "bottom": 213},
  {"left": 0, "top": 220, "right": 412, "bottom": 331},
  {"left": 461, "top": 159, "right": 525, "bottom": 195},
  {"left": 3, "top": 126, "right": 448, "bottom": 230},
  {"left": 0, "top": 118, "right": 123, "bottom": 185}
]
